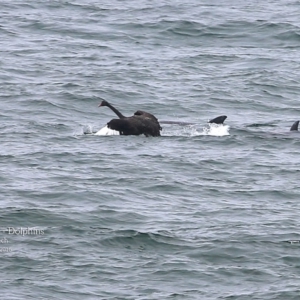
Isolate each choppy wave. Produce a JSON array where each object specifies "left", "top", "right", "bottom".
[{"left": 2, "top": 0, "right": 300, "bottom": 299}]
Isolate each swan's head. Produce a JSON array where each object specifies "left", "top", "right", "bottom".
[{"left": 98, "top": 100, "right": 109, "bottom": 107}]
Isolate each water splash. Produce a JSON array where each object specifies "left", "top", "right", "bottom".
[
  {"left": 161, "top": 123, "right": 230, "bottom": 137},
  {"left": 95, "top": 125, "right": 120, "bottom": 136},
  {"left": 200, "top": 123, "right": 230, "bottom": 136},
  {"left": 92, "top": 123, "right": 230, "bottom": 137}
]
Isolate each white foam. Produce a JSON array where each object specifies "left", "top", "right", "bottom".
[
  {"left": 94, "top": 125, "right": 120, "bottom": 136},
  {"left": 200, "top": 123, "right": 230, "bottom": 136},
  {"left": 185, "top": 123, "right": 230, "bottom": 136},
  {"left": 93, "top": 123, "right": 229, "bottom": 137},
  {"left": 162, "top": 123, "right": 230, "bottom": 137}
]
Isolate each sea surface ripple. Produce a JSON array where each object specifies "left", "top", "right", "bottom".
[{"left": 1, "top": 0, "right": 300, "bottom": 299}]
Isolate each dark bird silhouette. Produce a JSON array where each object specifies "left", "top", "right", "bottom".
[{"left": 98, "top": 100, "right": 162, "bottom": 137}]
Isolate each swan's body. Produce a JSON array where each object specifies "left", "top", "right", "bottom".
[{"left": 98, "top": 100, "right": 161, "bottom": 137}]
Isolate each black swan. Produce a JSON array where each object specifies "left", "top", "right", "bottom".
[{"left": 98, "top": 100, "right": 162, "bottom": 137}]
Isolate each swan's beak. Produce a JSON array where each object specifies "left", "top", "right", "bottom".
[{"left": 98, "top": 103, "right": 103, "bottom": 107}]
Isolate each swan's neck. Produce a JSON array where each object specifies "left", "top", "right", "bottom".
[{"left": 106, "top": 102, "right": 125, "bottom": 119}]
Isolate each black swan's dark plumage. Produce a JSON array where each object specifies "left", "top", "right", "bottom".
[{"left": 98, "top": 100, "right": 161, "bottom": 137}]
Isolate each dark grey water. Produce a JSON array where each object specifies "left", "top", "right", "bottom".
[{"left": 1, "top": 0, "right": 300, "bottom": 299}]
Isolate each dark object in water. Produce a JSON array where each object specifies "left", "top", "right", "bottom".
[
  {"left": 208, "top": 115, "right": 227, "bottom": 125},
  {"left": 290, "top": 120, "right": 299, "bottom": 131},
  {"left": 98, "top": 100, "right": 161, "bottom": 137}
]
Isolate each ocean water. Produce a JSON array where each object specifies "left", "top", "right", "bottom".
[{"left": 1, "top": 0, "right": 300, "bottom": 299}]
